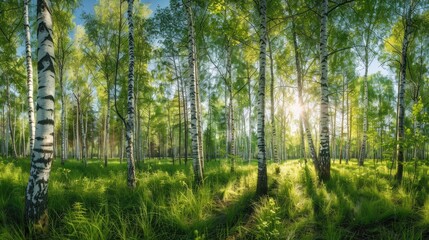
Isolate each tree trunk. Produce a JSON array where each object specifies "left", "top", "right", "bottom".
[
  {"left": 185, "top": 0, "right": 203, "bottom": 185},
  {"left": 395, "top": 3, "right": 412, "bottom": 183},
  {"left": 332, "top": 98, "right": 337, "bottom": 162},
  {"left": 104, "top": 89, "right": 110, "bottom": 167},
  {"left": 182, "top": 74, "right": 189, "bottom": 165},
  {"left": 247, "top": 65, "right": 252, "bottom": 163},
  {"left": 291, "top": 18, "right": 318, "bottom": 166},
  {"left": 175, "top": 62, "right": 182, "bottom": 164},
  {"left": 346, "top": 79, "right": 351, "bottom": 164},
  {"left": 126, "top": 0, "right": 137, "bottom": 187},
  {"left": 167, "top": 102, "right": 174, "bottom": 164},
  {"left": 80, "top": 98, "right": 86, "bottom": 165},
  {"left": 25, "top": 0, "right": 55, "bottom": 230},
  {"left": 60, "top": 76, "right": 66, "bottom": 165},
  {"left": 226, "top": 43, "right": 236, "bottom": 171},
  {"left": 318, "top": 0, "right": 330, "bottom": 182},
  {"left": 268, "top": 35, "right": 278, "bottom": 163},
  {"left": 358, "top": 48, "right": 369, "bottom": 166},
  {"left": 147, "top": 105, "right": 151, "bottom": 159},
  {"left": 24, "top": 0, "right": 36, "bottom": 156},
  {"left": 339, "top": 76, "right": 345, "bottom": 164},
  {"left": 256, "top": 0, "right": 268, "bottom": 196},
  {"left": 75, "top": 103, "right": 80, "bottom": 160},
  {"left": 6, "top": 78, "right": 17, "bottom": 158}
]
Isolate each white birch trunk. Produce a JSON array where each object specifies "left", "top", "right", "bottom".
[
  {"left": 395, "top": 2, "right": 413, "bottom": 182},
  {"left": 318, "top": 0, "right": 330, "bottom": 181},
  {"left": 358, "top": 49, "right": 369, "bottom": 166},
  {"left": 256, "top": 0, "right": 268, "bottom": 196},
  {"left": 126, "top": 0, "right": 136, "bottom": 187},
  {"left": 25, "top": 0, "right": 55, "bottom": 230},
  {"left": 185, "top": 0, "right": 203, "bottom": 184},
  {"left": 268, "top": 37, "right": 278, "bottom": 163},
  {"left": 24, "top": 0, "right": 36, "bottom": 156}
]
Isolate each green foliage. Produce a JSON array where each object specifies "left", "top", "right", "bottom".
[
  {"left": 253, "top": 197, "right": 282, "bottom": 239},
  {"left": 2, "top": 158, "right": 429, "bottom": 239}
]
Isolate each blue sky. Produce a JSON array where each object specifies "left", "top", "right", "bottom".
[{"left": 74, "top": 0, "right": 170, "bottom": 25}]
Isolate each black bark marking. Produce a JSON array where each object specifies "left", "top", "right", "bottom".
[
  {"left": 38, "top": 119, "right": 54, "bottom": 125},
  {"left": 33, "top": 148, "right": 54, "bottom": 154},
  {"left": 41, "top": 95, "right": 54, "bottom": 102},
  {"left": 38, "top": 53, "right": 55, "bottom": 74}
]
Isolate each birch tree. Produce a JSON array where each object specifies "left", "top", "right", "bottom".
[
  {"left": 24, "top": 0, "right": 35, "bottom": 156},
  {"left": 126, "top": 0, "right": 136, "bottom": 187},
  {"left": 256, "top": 0, "right": 268, "bottom": 196},
  {"left": 185, "top": 0, "right": 203, "bottom": 185},
  {"left": 24, "top": 0, "right": 55, "bottom": 231},
  {"left": 395, "top": 0, "right": 415, "bottom": 183},
  {"left": 317, "top": 0, "right": 330, "bottom": 181}
]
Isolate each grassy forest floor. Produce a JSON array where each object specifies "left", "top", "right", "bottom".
[{"left": 1, "top": 157, "right": 429, "bottom": 240}]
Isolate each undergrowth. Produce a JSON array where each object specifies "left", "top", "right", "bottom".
[{"left": 0, "top": 157, "right": 428, "bottom": 239}]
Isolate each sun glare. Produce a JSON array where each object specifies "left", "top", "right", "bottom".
[{"left": 290, "top": 102, "right": 303, "bottom": 120}]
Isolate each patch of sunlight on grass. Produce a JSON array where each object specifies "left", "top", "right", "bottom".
[{"left": 421, "top": 197, "right": 429, "bottom": 225}]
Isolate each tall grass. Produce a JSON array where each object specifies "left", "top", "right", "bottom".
[{"left": 0, "top": 158, "right": 428, "bottom": 239}]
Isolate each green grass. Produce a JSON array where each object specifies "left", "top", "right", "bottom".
[{"left": 0, "top": 157, "right": 428, "bottom": 239}]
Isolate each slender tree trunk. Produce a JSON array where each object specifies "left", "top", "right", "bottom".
[
  {"left": 358, "top": 48, "right": 369, "bottom": 166},
  {"left": 25, "top": 0, "right": 55, "bottom": 230},
  {"left": 175, "top": 63, "right": 182, "bottom": 164},
  {"left": 225, "top": 83, "right": 229, "bottom": 160},
  {"left": 104, "top": 90, "right": 110, "bottom": 167},
  {"left": 339, "top": 76, "right": 345, "bottom": 164},
  {"left": 226, "top": 43, "right": 236, "bottom": 171},
  {"left": 291, "top": 19, "right": 318, "bottom": 166},
  {"left": 395, "top": 3, "right": 412, "bottom": 183},
  {"left": 147, "top": 105, "right": 151, "bottom": 159},
  {"left": 195, "top": 50, "right": 204, "bottom": 170},
  {"left": 318, "top": 0, "right": 330, "bottom": 182},
  {"left": 80, "top": 109, "right": 87, "bottom": 165},
  {"left": 247, "top": 65, "right": 252, "bottom": 163},
  {"left": 185, "top": 0, "right": 203, "bottom": 184},
  {"left": 182, "top": 74, "right": 189, "bottom": 165},
  {"left": 75, "top": 103, "right": 80, "bottom": 160},
  {"left": 346, "top": 80, "right": 351, "bottom": 164},
  {"left": 268, "top": 35, "right": 278, "bottom": 163},
  {"left": 256, "top": 0, "right": 268, "bottom": 196},
  {"left": 120, "top": 126, "right": 124, "bottom": 163},
  {"left": 24, "top": 0, "right": 36, "bottom": 156},
  {"left": 2, "top": 105, "right": 5, "bottom": 156},
  {"left": 80, "top": 100, "right": 86, "bottom": 165},
  {"left": 332, "top": 98, "right": 337, "bottom": 162},
  {"left": 126, "top": 0, "right": 137, "bottom": 187},
  {"left": 60, "top": 75, "right": 66, "bottom": 165},
  {"left": 6, "top": 79, "right": 17, "bottom": 158},
  {"left": 167, "top": 102, "right": 174, "bottom": 164}
]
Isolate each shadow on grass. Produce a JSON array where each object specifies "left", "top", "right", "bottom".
[{"left": 298, "top": 164, "right": 427, "bottom": 239}]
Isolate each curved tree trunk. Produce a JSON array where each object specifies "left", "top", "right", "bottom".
[
  {"left": 126, "top": 0, "right": 136, "bottom": 188},
  {"left": 25, "top": 0, "right": 55, "bottom": 230},
  {"left": 256, "top": 0, "right": 268, "bottom": 196},
  {"left": 24, "top": 0, "right": 36, "bottom": 157}
]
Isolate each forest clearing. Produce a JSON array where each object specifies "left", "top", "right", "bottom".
[
  {"left": 1, "top": 0, "right": 429, "bottom": 239},
  {"left": 1, "top": 157, "right": 429, "bottom": 239}
]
